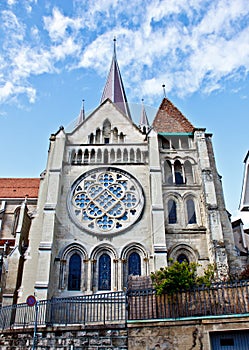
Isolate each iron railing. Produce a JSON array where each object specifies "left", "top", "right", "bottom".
[
  {"left": 0, "top": 292, "right": 126, "bottom": 330},
  {"left": 1, "top": 280, "right": 249, "bottom": 330},
  {"left": 127, "top": 280, "right": 249, "bottom": 320}
]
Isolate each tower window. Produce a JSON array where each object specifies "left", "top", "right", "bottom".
[
  {"left": 187, "top": 199, "right": 197, "bottom": 224},
  {"left": 68, "top": 253, "right": 81, "bottom": 291},
  {"left": 168, "top": 199, "right": 177, "bottom": 224},
  {"left": 128, "top": 252, "right": 141, "bottom": 276},
  {"left": 98, "top": 254, "right": 111, "bottom": 291},
  {"left": 177, "top": 254, "right": 189, "bottom": 263}
]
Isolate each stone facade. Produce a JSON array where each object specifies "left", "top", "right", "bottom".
[{"left": 0, "top": 51, "right": 241, "bottom": 307}]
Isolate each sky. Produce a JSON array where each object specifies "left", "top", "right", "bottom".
[{"left": 0, "top": 0, "right": 249, "bottom": 226}]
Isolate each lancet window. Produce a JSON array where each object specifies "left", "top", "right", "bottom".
[
  {"left": 98, "top": 253, "right": 111, "bottom": 291},
  {"left": 68, "top": 253, "right": 81, "bottom": 291}
]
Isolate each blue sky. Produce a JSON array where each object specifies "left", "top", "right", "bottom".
[{"left": 0, "top": 0, "right": 249, "bottom": 226}]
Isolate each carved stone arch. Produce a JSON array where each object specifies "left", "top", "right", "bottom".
[
  {"left": 90, "top": 244, "right": 118, "bottom": 292},
  {"left": 58, "top": 243, "right": 88, "bottom": 292},
  {"left": 168, "top": 244, "right": 199, "bottom": 264},
  {"left": 90, "top": 243, "right": 118, "bottom": 261}
]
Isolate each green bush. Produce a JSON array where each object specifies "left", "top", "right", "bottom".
[{"left": 151, "top": 260, "right": 216, "bottom": 295}]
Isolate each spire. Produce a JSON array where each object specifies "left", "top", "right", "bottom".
[
  {"left": 77, "top": 99, "right": 85, "bottom": 125},
  {"left": 100, "top": 38, "right": 131, "bottom": 119},
  {"left": 139, "top": 99, "right": 150, "bottom": 134}
]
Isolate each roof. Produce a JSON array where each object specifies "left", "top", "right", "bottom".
[
  {"left": 100, "top": 39, "right": 131, "bottom": 119},
  {"left": 0, "top": 178, "right": 40, "bottom": 198},
  {"left": 152, "top": 98, "right": 194, "bottom": 133}
]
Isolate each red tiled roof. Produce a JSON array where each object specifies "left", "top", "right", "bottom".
[
  {"left": 153, "top": 98, "right": 194, "bottom": 133},
  {"left": 0, "top": 178, "right": 40, "bottom": 198}
]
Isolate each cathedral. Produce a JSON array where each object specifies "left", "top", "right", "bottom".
[{"left": 0, "top": 43, "right": 241, "bottom": 307}]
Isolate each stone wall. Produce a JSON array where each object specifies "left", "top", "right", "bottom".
[
  {"left": 128, "top": 316, "right": 249, "bottom": 350},
  {"left": 0, "top": 325, "right": 128, "bottom": 350}
]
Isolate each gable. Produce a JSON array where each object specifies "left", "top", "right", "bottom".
[{"left": 67, "top": 99, "right": 145, "bottom": 145}]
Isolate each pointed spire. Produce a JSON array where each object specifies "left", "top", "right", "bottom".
[
  {"left": 77, "top": 99, "right": 85, "bottom": 125},
  {"left": 100, "top": 38, "right": 132, "bottom": 119},
  {"left": 139, "top": 99, "right": 150, "bottom": 134}
]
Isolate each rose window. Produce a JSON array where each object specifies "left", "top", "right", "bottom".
[{"left": 68, "top": 168, "right": 144, "bottom": 234}]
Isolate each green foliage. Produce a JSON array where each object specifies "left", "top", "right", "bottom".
[{"left": 151, "top": 261, "right": 216, "bottom": 295}]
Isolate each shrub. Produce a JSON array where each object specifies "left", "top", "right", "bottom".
[{"left": 151, "top": 261, "right": 216, "bottom": 295}]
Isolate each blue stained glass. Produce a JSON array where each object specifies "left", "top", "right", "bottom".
[
  {"left": 98, "top": 254, "right": 111, "bottom": 290},
  {"left": 128, "top": 252, "right": 141, "bottom": 276},
  {"left": 68, "top": 253, "right": 81, "bottom": 291}
]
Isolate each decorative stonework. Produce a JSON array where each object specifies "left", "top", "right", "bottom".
[{"left": 68, "top": 167, "right": 144, "bottom": 234}]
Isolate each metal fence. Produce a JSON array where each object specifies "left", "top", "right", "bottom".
[
  {"left": 127, "top": 280, "right": 249, "bottom": 320},
  {"left": 0, "top": 292, "right": 126, "bottom": 330},
  {"left": 1, "top": 281, "right": 249, "bottom": 330}
]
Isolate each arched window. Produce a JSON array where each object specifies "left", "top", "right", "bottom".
[
  {"left": 110, "top": 149, "right": 115, "bottom": 163},
  {"left": 136, "top": 149, "right": 141, "bottom": 163},
  {"left": 162, "top": 137, "right": 170, "bottom": 149},
  {"left": 184, "top": 161, "right": 194, "bottom": 184},
  {"left": 130, "top": 149, "right": 135, "bottom": 162},
  {"left": 187, "top": 198, "right": 197, "bottom": 224},
  {"left": 97, "top": 149, "right": 102, "bottom": 162},
  {"left": 98, "top": 254, "right": 111, "bottom": 291},
  {"left": 123, "top": 149, "right": 128, "bottom": 162},
  {"left": 96, "top": 129, "right": 101, "bottom": 143},
  {"left": 103, "top": 149, "right": 108, "bottom": 164},
  {"left": 119, "top": 132, "right": 124, "bottom": 143},
  {"left": 113, "top": 128, "right": 118, "bottom": 143},
  {"left": 103, "top": 119, "right": 111, "bottom": 144},
  {"left": 84, "top": 149, "right": 89, "bottom": 163},
  {"left": 89, "top": 133, "right": 94, "bottom": 144},
  {"left": 168, "top": 199, "right": 177, "bottom": 224},
  {"left": 128, "top": 252, "right": 141, "bottom": 276},
  {"left": 68, "top": 253, "right": 81, "bottom": 291},
  {"left": 117, "top": 149, "right": 122, "bottom": 162},
  {"left": 77, "top": 150, "right": 82, "bottom": 164},
  {"left": 174, "top": 160, "right": 184, "bottom": 184},
  {"left": 71, "top": 150, "right": 76, "bottom": 164},
  {"left": 90, "top": 149, "right": 95, "bottom": 163},
  {"left": 177, "top": 254, "right": 189, "bottom": 263},
  {"left": 165, "top": 160, "right": 173, "bottom": 184}
]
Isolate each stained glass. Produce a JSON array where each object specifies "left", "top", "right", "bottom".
[
  {"left": 69, "top": 168, "right": 144, "bottom": 234},
  {"left": 98, "top": 254, "right": 111, "bottom": 290}
]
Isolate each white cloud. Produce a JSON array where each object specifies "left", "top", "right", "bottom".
[
  {"left": 0, "top": 0, "right": 249, "bottom": 104},
  {"left": 43, "top": 7, "right": 82, "bottom": 42}
]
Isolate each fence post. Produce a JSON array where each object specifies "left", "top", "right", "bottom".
[{"left": 32, "top": 301, "right": 39, "bottom": 350}]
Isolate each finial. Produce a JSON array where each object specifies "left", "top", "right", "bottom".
[
  {"left": 82, "top": 99, "right": 85, "bottom": 121},
  {"left": 113, "top": 36, "right": 117, "bottom": 57},
  {"left": 162, "top": 84, "right": 166, "bottom": 98}
]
